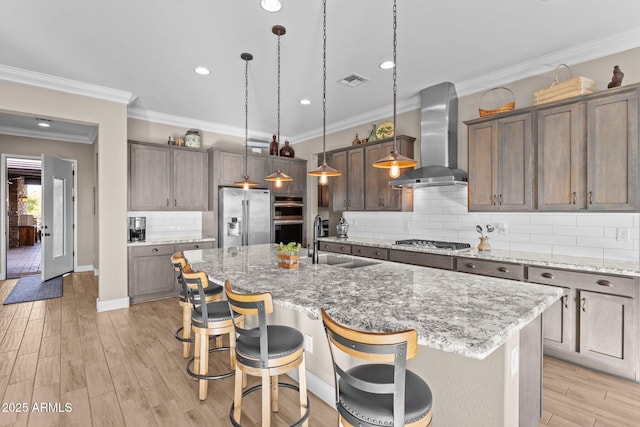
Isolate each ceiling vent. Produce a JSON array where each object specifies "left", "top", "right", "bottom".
[{"left": 338, "top": 73, "right": 369, "bottom": 88}]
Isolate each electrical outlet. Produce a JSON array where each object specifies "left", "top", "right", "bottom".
[
  {"left": 510, "top": 345, "right": 519, "bottom": 378},
  {"left": 617, "top": 227, "right": 631, "bottom": 242},
  {"left": 497, "top": 222, "right": 509, "bottom": 234},
  {"left": 305, "top": 334, "right": 313, "bottom": 353}
]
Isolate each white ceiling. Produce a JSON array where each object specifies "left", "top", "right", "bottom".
[{"left": 1, "top": 0, "right": 639, "bottom": 144}]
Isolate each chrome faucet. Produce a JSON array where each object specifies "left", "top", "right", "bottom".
[{"left": 312, "top": 214, "right": 322, "bottom": 264}]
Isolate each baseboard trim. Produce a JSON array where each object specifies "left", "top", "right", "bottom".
[
  {"left": 286, "top": 367, "right": 335, "bottom": 407},
  {"left": 96, "top": 297, "right": 129, "bottom": 312},
  {"left": 93, "top": 268, "right": 100, "bottom": 277},
  {"left": 75, "top": 264, "right": 94, "bottom": 273}
]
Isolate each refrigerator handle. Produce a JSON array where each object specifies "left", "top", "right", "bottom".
[
  {"left": 246, "top": 200, "right": 250, "bottom": 246},
  {"left": 241, "top": 200, "right": 247, "bottom": 246}
]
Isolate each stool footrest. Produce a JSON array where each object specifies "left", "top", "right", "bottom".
[
  {"left": 174, "top": 327, "right": 219, "bottom": 343},
  {"left": 186, "top": 347, "right": 235, "bottom": 381},
  {"left": 229, "top": 382, "right": 311, "bottom": 427}
]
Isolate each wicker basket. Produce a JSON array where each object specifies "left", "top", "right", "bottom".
[
  {"left": 534, "top": 64, "right": 596, "bottom": 105},
  {"left": 478, "top": 87, "right": 516, "bottom": 117}
]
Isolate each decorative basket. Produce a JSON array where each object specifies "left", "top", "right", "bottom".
[
  {"left": 478, "top": 87, "right": 516, "bottom": 117},
  {"left": 277, "top": 253, "right": 300, "bottom": 269},
  {"left": 534, "top": 64, "right": 596, "bottom": 106}
]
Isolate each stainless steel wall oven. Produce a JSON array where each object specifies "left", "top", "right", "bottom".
[{"left": 273, "top": 196, "right": 304, "bottom": 245}]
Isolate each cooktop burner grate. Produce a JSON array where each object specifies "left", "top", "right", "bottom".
[{"left": 394, "top": 239, "right": 471, "bottom": 250}]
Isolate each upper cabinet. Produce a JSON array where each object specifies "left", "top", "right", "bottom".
[
  {"left": 466, "top": 84, "right": 640, "bottom": 212},
  {"left": 214, "top": 150, "right": 270, "bottom": 189},
  {"left": 129, "top": 141, "right": 208, "bottom": 211},
  {"left": 327, "top": 135, "right": 415, "bottom": 212},
  {"left": 270, "top": 157, "right": 307, "bottom": 195},
  {"left": 468, "top": 113, "right": 533, "bottom": 211}
]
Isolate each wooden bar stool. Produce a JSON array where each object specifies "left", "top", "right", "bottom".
[
  {"left": 171, "top": 252, "right": 223, "bottom": 358},
  {"left": 321, "top": 307, "right": 433, "bottom": 427},
  {"left": 225, "top": 280, "right": 310, "bottom": 427},
  {"left": 181, "top": 269, "right": 244, "bottom": 400}
]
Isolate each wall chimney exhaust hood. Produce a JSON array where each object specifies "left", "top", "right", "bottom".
[{"left": 389, "top": 82, "right": 468, "bottom": 187}]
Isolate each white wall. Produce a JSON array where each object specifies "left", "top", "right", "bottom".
[{"left": 345, "top": 186, "right": 640, "bottom": 261}]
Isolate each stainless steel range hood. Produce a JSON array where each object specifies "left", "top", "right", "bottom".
[{"left": 389, "top": 82, "right": 468, "bottom": 187}]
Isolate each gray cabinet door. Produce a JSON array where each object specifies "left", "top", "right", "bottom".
[
  {"left": 217, "top": 151, "right": 245, "bottom": 187},
  {"left": 542, "top": 286, "right": 574, "bottom": 352},
  {"left": 579, "top": 290, "right": 636, "bottom": 372},
  {"left": 288, "top": 160, "right": 307, "bottom": 195},
  {"left": 330, "top": 151, "right": 348, "bottom": 211},
  {"left": 468, "top": 121, "right": 498, "bottom": 211},
  {"left": 537, "top": 103, "right": 587, "bottom": 210},
  {"left": 129, "top": 143, "right": 172, "bottom": 210},
  {"left": 364, "top": 143, "right": 388, "bottom": 211},
  {"left": 173, "top": 149, "right": 208, "bottom": 210},
  {"left": 247, "top": 154, "right": 269, "bottom": 188},
  {"left": 497, "top": 113, "right": 534, "bottom": 211},
  {"left": 347, "top": 148, "right": 364, "bottom": 210},
  {"left": 587, "top": 90, "right": 639, "bottom": 210},
  {"left": 129, "top": 244, "right": 176, "bottom": 302}
]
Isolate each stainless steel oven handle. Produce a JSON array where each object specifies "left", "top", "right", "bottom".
[
  {"left": 273, "top": 202, "right": 305, "bottom": 208},
  {"left": 273, "top": 220, "right": 305, "bottom": 225}
]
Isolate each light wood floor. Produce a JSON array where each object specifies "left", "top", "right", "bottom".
[{"left": 0, "top": 273, "right": 638, "bottom": 427}]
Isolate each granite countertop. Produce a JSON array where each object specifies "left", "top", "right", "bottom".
[
  {"left": 127, "top": 237, "right": 216, "bottom": 247},
  {"left": 319, "top": 236, "right": 640, "bottom": 277},
  {"left": 186, "top": 243, "right": 562, "bottom": 360}
]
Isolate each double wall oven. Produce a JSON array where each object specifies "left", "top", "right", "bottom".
[{"left": 273, "top": 196, "right": 305, "bottom": 245}]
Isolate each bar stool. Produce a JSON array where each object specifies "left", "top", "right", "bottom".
[
  {"left": 181, "top": 269, "right": 244, "bottom": 400},
  {"left": 320, "top": 307, "right": 433, "bottom": 427},
  {"left": 225, "top": 280, "right": 310, "bottom": 427},
  {"left": 171, "top": 252, "right": 223, "bottom": 358}
]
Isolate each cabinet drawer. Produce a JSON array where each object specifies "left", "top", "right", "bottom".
[
  {"left": 456, "top": 258, "right": 524, "bottom": 281},
  {"left": 389, "top": 249, "right": 453, "bottom": 270},
  {"left": 351, "top": 245, "right": 388, "bottom": 260},
  {"left": 527, "top": 266, "right": 638, "bottom": 298},
  {"left": 129, "top": 244, "right": 175, "bottom": 258},
  {"left": 320, "top": 241, "right": 352, "bottom": 255},
  {"left": 175, "top": 241, "right": 214, "bottom": 251}
]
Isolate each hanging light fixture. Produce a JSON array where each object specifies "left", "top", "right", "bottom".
[
  {"left": 372, "top": 0, "right": 417, "bottom": 179},
  {"left": 234, "top": 53, "right": 259, "bottom": 190},
  {"left": 265, "top": 25, "right": 293, "bottom": 188},
  {"left": 308, "top": 0, "right": 341, "bottom": 186}
]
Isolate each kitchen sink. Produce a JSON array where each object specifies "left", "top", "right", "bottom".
[{"left": 317, "top": 255, "right": 381, "bottom": 269}]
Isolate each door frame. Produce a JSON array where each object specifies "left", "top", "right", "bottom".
[{"left": 0, "top": 153, "right": 78, "bottom": 280}]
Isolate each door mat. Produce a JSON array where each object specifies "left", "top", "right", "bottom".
[{"left": 3, "top": 275, "right": 63, "bottom": 305}]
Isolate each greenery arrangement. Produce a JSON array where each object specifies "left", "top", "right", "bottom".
[{"left": 278, "top": 242, "right": 301, "bottom": 255}]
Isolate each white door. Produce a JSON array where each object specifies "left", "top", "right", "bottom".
[{"left": 41, "top": 155, "right": 74, "bottom": 281}]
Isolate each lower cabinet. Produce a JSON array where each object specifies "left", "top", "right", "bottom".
[
  {"left": 128, "top": 241, "right": 215, "bottom": 303},
  {"left": 527, "top": 266, "right": 639, "bottom": 380}
]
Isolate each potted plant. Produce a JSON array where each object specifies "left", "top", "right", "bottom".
[{"left": 277, "top": 242, "right": 301, "bottom": 269}]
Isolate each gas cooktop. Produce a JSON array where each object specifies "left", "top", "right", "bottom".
[{"left": 394, "top": 239, "right": 471, "bottom": 251}]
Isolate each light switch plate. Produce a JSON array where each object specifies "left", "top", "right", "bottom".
[
  {"left": 510, "top": 345, "right": 519, "bottom": 378},
  {"left": 305, "top": 334, "right": 313, "bottom": 353}
]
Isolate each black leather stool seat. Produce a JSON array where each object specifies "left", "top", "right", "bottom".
[
  {"left": 338, "top": 364, "right": 432, "bottom": 426},
  {"left": 236, "top": 325, "right": 304, "bottom": 360},
  {"left": 179, "top": 283, "right": 223, "bottom": 302},
  {"left": 191, "top": 301, "right": 237, "bottom": 328}
]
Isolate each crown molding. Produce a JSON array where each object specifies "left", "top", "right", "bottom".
[
  {"left": 127, "top": 108, "right": 277, "bottom": 142},
  {"left": 0, "top": 64, "right": 135, "bottom": 104},
  {"left": 455, "top": 27, "right": 640, "bottom": 96},
  {"left": 0, "top": 125, "right": 95, "bottom": 144}
]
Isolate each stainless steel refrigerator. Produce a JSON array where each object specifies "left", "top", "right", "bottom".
[{"left": 218, "top": 187, "right": 271, "bottom": 248}]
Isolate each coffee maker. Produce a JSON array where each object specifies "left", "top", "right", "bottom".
[{"left": 128, "top": 217, "right": 146, "bottom": 242}]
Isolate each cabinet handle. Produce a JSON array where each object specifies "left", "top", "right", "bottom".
[
  {"left": 343, "top": 200, "right": 347, "bottom": 208},
  {"left": 498, "top": 194, "right": 503, "bottom": 205},
  {"left": 562, "top": 294, "right": 569, "bottom": 309},
  {"left": 596, "top": 279, "right": 612, "bottom": 287},
  {"left": 375, "top": 251, "right": 381, "bottom": 256},
  {"left": 357, "top": 249, "right": 363, "bottom": 253},
  {"left": 152, "top": 248, "right": 159, "bottom": 252},
  {"left": 174, "top": 199, "right": 177, "bottom": 207},
  {"left": 541, "top": 272, "right": 554, "bottom": 279},
  {"left": 466, "top": 263, "right": 476, "bottom": 269},
  {"left": 194, "top": 245, "right": 200, "bottom": 249},
  {"left": 340, "top": 246, "right": 346, "bottom": 251},
  {"left": 492, "top": 195, "right": 497, "bottom": 206},
  {"left": 572, "top": 192, "right": 577, "bottom": 205},
  {"left": 589, "top": 191, "right": 593, "bottom": 204},
  {"left": 498, "top": 266, "right": 509, "bottom": 273},
  {"left": 581, "top": 297, "right": 587, "bottom": 312},
  {"left": 166, "top": 199, "right": 169, "bottom": 207}
]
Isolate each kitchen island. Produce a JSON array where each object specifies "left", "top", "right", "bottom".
[{"left": 186, "top": 243, "right": 562, "bottom": 427}]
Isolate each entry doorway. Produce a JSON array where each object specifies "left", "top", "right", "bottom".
[{"left": 6, "top": 157, "right": 42, "bottom": 278}]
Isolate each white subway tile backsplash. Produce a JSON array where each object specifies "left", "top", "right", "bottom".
[
  {"left": 130, "top": 211, "right": 202, "bottom": 241},
  {"left": 345, "top": 187, "right": 640, "bottom": 262}
]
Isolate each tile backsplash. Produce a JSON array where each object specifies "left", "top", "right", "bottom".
[
  {"left": 344, "top": 186, "right": 640, "bottom": 262},
  {"left": 127, "top": 211, "right": 202, "bottom": 241}
]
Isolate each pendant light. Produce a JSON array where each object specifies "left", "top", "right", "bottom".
[
  {"left": 265, "top": 25, "right": 293, "bottom": 188},
  {"left": 308, "top": 0, "right": 341, "bottom": 185},
  {"left": 234, "top": 53, "right": 259, "bottom": 190},
  {"left": 372, "top": 0, "right": 417, "bottom": 178}
]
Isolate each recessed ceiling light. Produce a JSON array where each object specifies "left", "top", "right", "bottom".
[
  {"left": 380, "top": 61, "right": 395, "bottom": 70},
  {"left": 260, "top": 0, "right": 282, "bottom": 12},
  {"left": 36, "top": 118, "right": 51, "bottom": 128},
  {"left": 300, "top": 99, "right": 311, "bottom": 105},
  {"left": 194, "top": 66, "right": 211, "bottom": 75}
]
